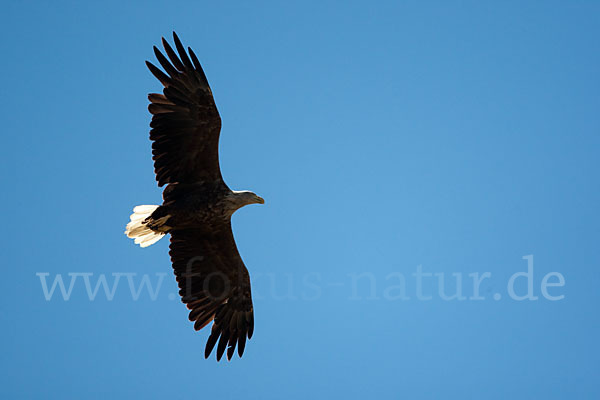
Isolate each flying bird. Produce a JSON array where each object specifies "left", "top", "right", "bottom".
[{"left": 125, "top": 32, "right": 264, "bottom": 361}]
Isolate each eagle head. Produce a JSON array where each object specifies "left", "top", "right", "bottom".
[{"left": 227, "top": 190, "right": 265, "bottom": 211}]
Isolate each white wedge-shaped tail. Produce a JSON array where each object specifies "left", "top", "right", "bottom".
[{"left": 125, "top": 205, "right": 166, "bottom": 248}]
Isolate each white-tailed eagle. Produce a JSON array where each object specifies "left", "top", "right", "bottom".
[{"left": 124, "top": 32, "right": 264, "bottom": 361}]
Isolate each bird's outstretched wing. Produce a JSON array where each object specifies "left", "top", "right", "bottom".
[
  {"left": 169, "top": 226, "right": 254, "bottom": 361},
  {"left": 146, "top": 32, "right": 222, "bottom": 186}
]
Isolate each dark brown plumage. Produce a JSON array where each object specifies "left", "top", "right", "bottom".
[
  {"left": 125, "top": 32, "right": 263, "bottom": 361},
  {"left": 170, "top": 227, "right": 254, "bottom": 361},
  {"left": 146, "top": 33, "right": 222, "bottom": 186}
]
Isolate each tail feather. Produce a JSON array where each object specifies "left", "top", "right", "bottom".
[{"left": 125, "top": 205, "right": 166, "bottom": 248}]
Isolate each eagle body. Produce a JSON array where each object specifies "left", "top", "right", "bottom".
[
  {"left": 149, "top": 183, "right": 260, "bottom": 232},
  {"left": 124, "top": 33, "right": 264, "bottom": 361}
]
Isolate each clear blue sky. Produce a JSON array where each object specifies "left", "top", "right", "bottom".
[{"left": 2, "top": 1, "right": 599, "bottom": 399}]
